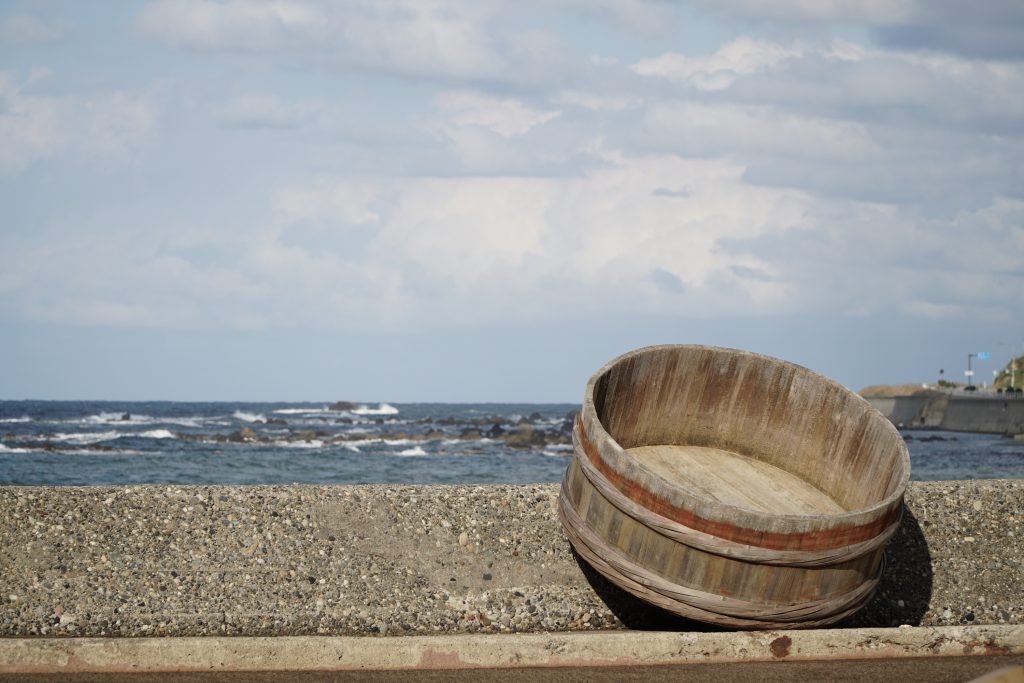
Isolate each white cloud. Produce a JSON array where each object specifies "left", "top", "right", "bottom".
[
  {"left": 685, "top": 0, "right": 915, "bottom": 25},
  {"left": 216, "top": 94, "right": 317, "bottom": 129},
  {"left": 627, "top": 37, "right": 1024, "bottom": 210},
  {"left": 6, "top": 141, "right": 1021, "bottom": 332},
  {"left": 642, "top": 100, "right": 878, "bottom": 161},
  {"left": 0, "top": 71, "right": 156, "bottom": 170},
  {"left": 900, "top": 300, "right": 965, "bottom": 320},
  {"left": 633, "top": 37, "right": 1024, "bottom": 131},
  {"left": 633, "top": 37, "right": 808, "bottom": 90},
  {"left": 555, "top": 90, "right": 640, "bottom": 112},
  {"left": 136, "top": 0, "right": 572, "bottom": 83},
  {"left": 433, "top": 91, "right": 560, "bottom": 137},
  {"left": 0, "top": 14, "right": 64, "bottom": 45},
  {"left": 682, "top": 0, "right": 1024, "bottom": 60},
  {"left": 547, "top": 0, "right": 677, "bottom": 36},
  {"left": 136, "top": 0, "right": 327, "bottom": 51},
  {"left": 4, "top": 5, "right": 1022, "bottom": 339},
  {"left": 0, "top": 71, "right": 68, "bottom": 170},
  {"left": 259, "top": 153, "right": 812, "bottom": 320},
  {"left": 944, "top": 197, "right": 1024, "bottom": 275},
  {"left": 273, "top": 178, "right": 382, "bottom": 226},
  {"left": 82, "top": 92, "right": 157, "bottom": 158}
]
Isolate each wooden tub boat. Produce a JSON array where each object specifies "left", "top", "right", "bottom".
[{"left": 558, "top": 345, "right": 910, "bottom": 629}]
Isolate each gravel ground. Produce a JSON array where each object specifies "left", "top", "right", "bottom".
[{"left": 0, "top": 480, "right": 1020, "bottom": 637}]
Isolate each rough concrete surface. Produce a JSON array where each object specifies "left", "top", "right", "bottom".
[
  {"left": 1, "top": 626, "right": 1023, "bottom": 678},
  {"left": 0, "top": 480, "right": 1021, "bottom": 638}
]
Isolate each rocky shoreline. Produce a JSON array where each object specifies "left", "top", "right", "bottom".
[
  {"left": 205, "top": 411, "right": 577, "bottom": 450},
  {"left": 2, "top": 411, "right": 578, "bottom": 454}
]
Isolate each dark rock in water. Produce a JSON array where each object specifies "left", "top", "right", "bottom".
[
  {"left": 227, "top": 428, "right": 257, "bottom": 443},
  {"left": 291, "top": 431, "right": 321, "bottom": 442},
  {"left": 334, "top": 417, "right": 353, "bottom": 424},
  {"left": 121, "top": 413, "right": 131, "bottom": 421},
  {"left": 460, "top": 416, "right": 498, "bottom": 428},
  {"left": 504, "top": 424, "right": 547, "bottom": 449},
  {"left": 486, "top": 423, "right": 505, "bottom": 438},
  {"left": 328, "top": 401, "right": 357, "bottom": 411},
  {"left": 549, "top": 432, "right": 571, "bottom": 445},
  {"left": 423, "top": 429, "right": 445, "bottom": 440},
  {"left": 528, "top": 412, "right": 544, "bottom": 422},
  {"left": 266, "top": 418, "right": 288, "bottom": 426},
  {"left": 517, "top": 416, "right": 532, "bottom": 425}
]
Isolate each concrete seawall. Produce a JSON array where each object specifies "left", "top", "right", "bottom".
[
  {"left": 1, "top": 480, "right": 1021, "bottom": 638},
  {"left": 867, "top": 395, "right": 1024, "bottom": 434}
]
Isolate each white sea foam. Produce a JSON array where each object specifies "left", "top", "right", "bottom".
[
  {"left": 0, "top": 416, "right": 31, "bottom": 423},
  {"left": 543, "top": 444, "right": 573, "bottom": 456},
  {"left": 46, "top": 430, "right": 176, "bottom": 444},
  {"left": 273, "top": 408, "right": 328, "bottom": 415},
  {"left": 343, "top": 438, "right": 419, "bottom": 448},
  {"left": 51, "top": 431, "right": 120, "bottom": 445},
  {"left": 233, "top": 411, "right": 266, "bottom": 423},
  {"left": 0, "top": 443, "right": 31, "bottom": 453},
  {"left": 80, "top": 412, "right": 207, "bottom": 428},
  {"left": 137, "top": 429, "right": 175, "bottom": 439},
  {"left": 160, "top": 417, "right": 207, "bottom": 428},
  {"left": 350, "top": 403, "right": 399, "bottom": 416},
  {"left": 66, "top": 448, "right": 141, "bottom": 456},
  {"left": 275, "top": 439, "right": 324, "bottom": 449},
  {"left": 398, "top": 446, "right": 427, "bottom": 456},
  {"left": 84, "top": 412, "right": 155, "bottom": 425}
]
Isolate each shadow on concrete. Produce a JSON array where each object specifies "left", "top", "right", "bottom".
[
  {"left": 842, "top": 505, "right": 934, "bottom": 628},
  {"left": 571, "top": 504, "right": 933, "bottom": 631},
  {"left": 570, "top": 548, "right": 722, "bottom": 632}
]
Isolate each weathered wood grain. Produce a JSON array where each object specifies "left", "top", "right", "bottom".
[
  {"left": 627, "top": 445, "right": 846, "bottom": 515},
  {"left": 559, "top": 345, "right": 910, "bottom": 629}
]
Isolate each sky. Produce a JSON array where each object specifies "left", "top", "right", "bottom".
[{"left": 1, "top": 0, "right": 1022, "bottom": 402}]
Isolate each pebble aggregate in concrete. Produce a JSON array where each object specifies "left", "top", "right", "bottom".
[{"left": 0, "top": 480, "right": 1020, "bottom": 637}]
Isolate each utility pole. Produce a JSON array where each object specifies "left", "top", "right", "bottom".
[{"left": 967, "top": 353, "right": 975, "bottom": 389}]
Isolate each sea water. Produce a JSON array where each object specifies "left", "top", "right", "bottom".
[{"left": 1, "top": 401, "right": 1022, "bottom": 485}]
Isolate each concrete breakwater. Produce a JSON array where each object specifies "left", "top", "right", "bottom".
[
  {"left": 867, "top": 394, "right": 1024, "bottom": 435},
  {"left": 1, "top": 480, "right": 1021, "bottom": 638}
]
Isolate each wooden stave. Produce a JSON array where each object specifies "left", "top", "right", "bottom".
[
  {"left": 561, "top": 455, "right": 885, "bottom": 625},
  {"left": 572, "top": 422, "right": 903, "bottom": 567},
  {"left": 577, "top": 345, "right": 910, "bottom": 548},
  {"left": 558, "top": 344, "right": 909, "bottom": 628},
  {"left": 558, "top": 484, "right": 880, "bottom": 629}
]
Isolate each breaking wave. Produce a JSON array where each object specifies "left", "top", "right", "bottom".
[{"left": 350, "top": 403, "right": 399, "bottom": 416}]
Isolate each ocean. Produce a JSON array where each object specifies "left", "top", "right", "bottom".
[{"left": 2, "top": 400, "right": 1022, "bottom": 486}]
